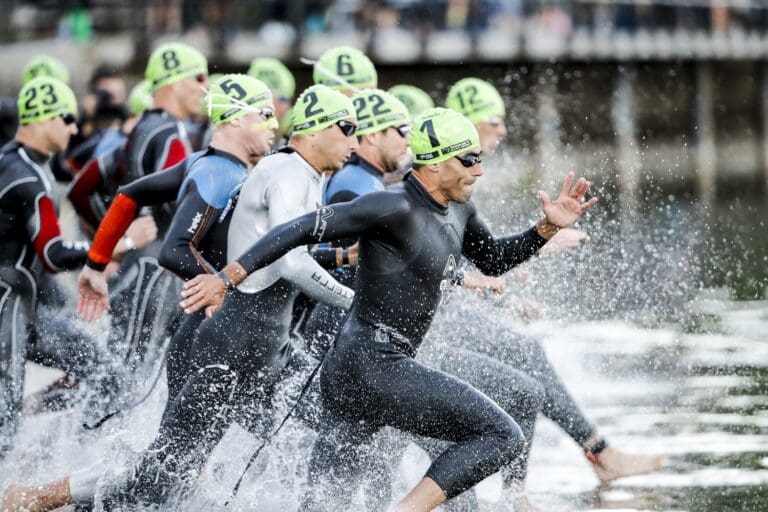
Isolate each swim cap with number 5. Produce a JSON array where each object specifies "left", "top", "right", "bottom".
[
  {"left": 410, "top": 107, "right": 480, "bottom": 165},
  {"left": 313, "top": 46, "right": 377, "bottom": 92},
  {"left": 291, "top": 84, "right": 355, "bottom": 135},
  {"left": 206, "top": 74, "right": 274, "bottom": 126},
  {"left": 445, "top": 78, "right": 505, "bottom": 124},
  {"left": 17, "top": 77, "right": 77, "bottom": 125},
  {"left": 145, "top": 42, "right": 208, "bottom": 91}
]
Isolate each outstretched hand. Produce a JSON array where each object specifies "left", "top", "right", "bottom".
[
  {"left": 77, "top": 266, "right": 109, "bottom": 321},
  {"left": 538, "top": 172, "right": 598, "bottom": 229}
]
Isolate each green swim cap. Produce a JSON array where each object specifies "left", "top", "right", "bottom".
[
  {"left": 445, "top": 78, "right": 505, "bottom": 124},
  {"left": 22, "top": 55, "right": 70, "bottom": 85},
  {"left": 205, "top": 74, "right": 274, "bottom": 126},
  {"left": 410, "top": 107, "right": 480, "bottom": 165},
  {"left": 17, "top": 77, "right": 77, "bottom": 125},
  {"left": 280, "top": 106, "right": 294, "bottom": 136},
  {"left": 127, "top": 80, "right": 153, "bottom": 115},
  {"left": 313, "top": 46, "right": 377, "bottom": 92},
  {"left": 353, "top": 89, "right": 409, "bottom": 136},
  {"left": 388, "top": 85, "right": 434, "bottom": 120},
  {"left": 291, "top": 85, "right": 355, "bottom": 136},
  {"left": 145, "top": 42, "right": 208, "bottom": 90},
  {"left": 247, "top": 58, "right": 295, "bottom": 100}
]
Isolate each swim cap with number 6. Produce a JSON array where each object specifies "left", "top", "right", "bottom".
[
  {"left": 291, "top": 85, "right": 356, "bottom": 136},
  {"left": 410, "top": 107, "right": 480, "bottom": 165},
  {"left": 313, "top": 46, "right": 377, "bottom": 92},
  {"left": 353, "top": 89, "right": 409, "bottom": 136},
  {"left": 17, "top": 77, "right": 77, "bottom": 125},
  {"left": 206, "top": 74, "right": 274, "bottom": 126},
  {"left": 145, "top": 42, "right": 208, "bottom": 90},
  {"left": 445, "top": 78, "right": 505, "bottom": 124}
]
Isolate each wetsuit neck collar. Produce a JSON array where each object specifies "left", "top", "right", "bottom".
[
  {"left": 351, "top": 154, "right": 385, "bottom": 180},
  {"left": 285, "top": 145, "right": 323, "bottom": 181},
  {"left": 405, "top": 171, "right": 449, "bottom": 215},
  {"left": 143, "top": 108, "right": 178, "bottom": 121},
  {"left": 13, "top": 140, "right": 50, "bottom": 164},
  {"left": 204, "top": 146, "right": 248, "bottom": 170}
]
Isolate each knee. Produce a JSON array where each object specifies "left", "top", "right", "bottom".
[{"left": 487, "top": 413, "right": 525, "bottom": 465}]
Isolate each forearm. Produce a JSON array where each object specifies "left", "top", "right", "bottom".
[
  {"left": 469, "top": 226, "right": 548, "bottom": 277},
  {"left": 278, "top": 249, "right": 354, "bottom": 309}
]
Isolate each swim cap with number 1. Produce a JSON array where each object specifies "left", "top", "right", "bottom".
[{"left": 410, "top": 107, "right": 480, "bottom": 164}]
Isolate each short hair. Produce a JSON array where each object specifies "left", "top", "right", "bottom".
[{"left": 89, "top": 65, "right": 121, "bottom": 93}]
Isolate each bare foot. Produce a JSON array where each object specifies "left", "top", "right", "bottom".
[
  {"left": 591, "top": 446, "right": 667, "bottom": 483},
  {"left": 1, "top": 479, "right": 71, "bottom": 512}
]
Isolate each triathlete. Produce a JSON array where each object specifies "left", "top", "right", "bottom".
[
  {"left": 76, "top": 42, "right": 207, "bottom": 365},
  {"left": 19, "top": 55, "right": 75, "bottom": 183},
  {"left": 0, "top": 77, "right": 146, "bottom": 460},
  {"left": 434, "top": 78, "right": 663, "bottom": 496},
  {"left": 0, "top": 73, "right": 279, "bottom": 512},
  {"left": 98, "top": 84, "right": 358, "bottom": 508},
  {"left": 181, "top": 107, "right": 598, "bottom": 511}
]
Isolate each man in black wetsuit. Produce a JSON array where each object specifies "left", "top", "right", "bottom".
[
  {"left": 182, "top": 106, "right": 598, "bottom": 511},
  {"left": 444, "top": 77, "right": 666, "bottom": 503},
  {"left": 0, "top": 77, "right": 147, "bottom": 462}
]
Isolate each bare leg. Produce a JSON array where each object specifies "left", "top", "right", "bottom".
[{"left": 394, "top": 477, "right": 446, "bottom": 512}]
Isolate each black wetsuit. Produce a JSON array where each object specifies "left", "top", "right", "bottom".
[
  {"left": 157, "top": 147, "right": 247, "bottom": 400},
  {"left": 0, "top": 141, "right": 115, "bottom": 457},
  {"left": 229, "top": 172, "right": 548, "bottom": 505}
]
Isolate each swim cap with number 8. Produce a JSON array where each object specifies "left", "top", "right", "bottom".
[
  {"left": 291, "top": 84, "right": 355, "bottom": 135},
  {"left": 353, "top": 89, "right": 409, "bottom": 136},
  {"left": 145, "top": 42, "right": 208, "bottom": 91},
  {"left": 445, "top": 77, "right": 505, "bottom": 124},
  {"left": 313, "top": 46, "right": 377, "bottom": 92},
  {"left": 17, "top": 77, "right": 77, "bottom": 125},
  {"left": 410, "top": 107, "right": 480, "bottom": 165},
  {"left": 206, "top": 74, "right": 274, "bottom": 126}
]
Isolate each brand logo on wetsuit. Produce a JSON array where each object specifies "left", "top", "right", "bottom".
[
  {"left": 188, "top": 211, "right": 203, "bottom": 234},
  {"left": 311, "top": 206, "right": 335, "bottom": 241},
  {"left": 439, "top": 254, "right": 458, "bottom": 293}
]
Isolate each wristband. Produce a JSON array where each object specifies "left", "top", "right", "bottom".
[
  {"left": 218, "top": 270, "right": 234, "bottom": 290},
  {"left": 342, "top": 249, "right": 349, "bottom": 266}
]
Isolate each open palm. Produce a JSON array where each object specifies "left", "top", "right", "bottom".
[{"left": 538, "top": 172, "right": 598, "bottom": 228}]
